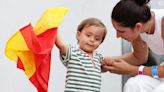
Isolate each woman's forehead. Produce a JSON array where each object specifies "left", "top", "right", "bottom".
[{"left": 112, "top": 20, "right": 132, "bottom": 31}]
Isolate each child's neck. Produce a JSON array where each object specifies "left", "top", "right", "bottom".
[
  {"left": 80, "top": 49, "right": 93, "bottom": 57},
  {"left": 87, "top": 52, "right": 93, "bottom": 57}
]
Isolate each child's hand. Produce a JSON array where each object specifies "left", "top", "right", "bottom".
[
  {"left": 102, "top": 56, "right": 114, "bottom": 66},
  {"left": 101, "top": 56, "right": 115, "bottom": 72}
]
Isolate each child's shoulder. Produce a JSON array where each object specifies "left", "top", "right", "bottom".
[
  {"left": 68, "top": 44, "right": 82, "bottom": 54},
  {"left": 94, "top": 51, "right": 103, "bottom": 56},
  {"left": 94, "top": 51, "right": 103, "bottom": 61}
]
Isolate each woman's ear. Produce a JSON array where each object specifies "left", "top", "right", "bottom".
[{"left": 134, "top": 23, "right": 143, "bottom": 32}]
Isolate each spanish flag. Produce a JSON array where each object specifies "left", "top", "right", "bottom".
[{"left": 5, "top": 7, "right": 68, "bottom": 92}]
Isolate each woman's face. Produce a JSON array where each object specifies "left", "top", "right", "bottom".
[{"left": 112, "top": 20, "right": 140, "bottom": 42}]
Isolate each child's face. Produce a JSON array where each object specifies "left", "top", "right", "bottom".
[{"left": 77, "top": 25, "right": 105, "bottom": 54}]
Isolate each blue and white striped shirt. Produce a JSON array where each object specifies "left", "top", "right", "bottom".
[{"left": 60, "top": 45, "right": 103, "bottom": 92}]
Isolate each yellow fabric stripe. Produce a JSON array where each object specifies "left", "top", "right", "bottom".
[
  {"left": 5, "top": 31, "right": 29, "bottom": 62},
  {"left": 18, "top": 51, "right": 35, "bottom": 78},
  {"left": 34, "top": 7, "right": 68, "bottom": 35}
]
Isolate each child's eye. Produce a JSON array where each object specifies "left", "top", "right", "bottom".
[
  {"left": 96, "top": 38, "right": 100, "bottom": 41},
  {"left": 95, "top": 38, "right": 100, "bottom": 41},
  {"left": 86, "top": 34, "right": 91, "bottom": 37}
]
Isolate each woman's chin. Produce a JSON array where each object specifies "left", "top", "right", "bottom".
[{"left": 125, "top": 39, "right": 133, "bottom": 42}]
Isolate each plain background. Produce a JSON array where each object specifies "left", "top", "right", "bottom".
[{"left": 0, "top": 0, "right": 163, "bottom": 92}]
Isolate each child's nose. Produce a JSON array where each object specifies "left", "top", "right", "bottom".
[{"left": 90, "top": 36, "right": 95, "bottom": 41}]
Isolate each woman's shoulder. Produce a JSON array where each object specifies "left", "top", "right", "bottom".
[
  {"left": 151, "top": 9, "right": 164, "bottom": 16},
  {"left": 151, "top": 9, "right": 164, "bottom": 12}
]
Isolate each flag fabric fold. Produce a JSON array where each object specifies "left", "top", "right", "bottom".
[{"left": 5, "top": 7, "right": 68, "bottom": 92}]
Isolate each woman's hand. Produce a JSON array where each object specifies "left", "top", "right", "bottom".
[{"left": 102, "top": 59, "right": 138, "bottom": 75}]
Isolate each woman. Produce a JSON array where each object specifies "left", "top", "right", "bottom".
[{"left": 102, "top": 0, "right": 164, "bottom": 92}]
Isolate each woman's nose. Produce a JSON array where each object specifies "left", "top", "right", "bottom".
[{"left": 116, "top": 32, "right": 121, "bottom": 38}]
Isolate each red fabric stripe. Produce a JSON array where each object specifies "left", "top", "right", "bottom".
[
  {"left": 19, "top": 24, "right": 57, "bottom": 92},
  {"left": 17, "top": 57, "right": 25, "bottom": 71}
]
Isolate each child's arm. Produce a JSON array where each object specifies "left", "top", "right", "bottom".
[{"left": 55, "top": 33, "right": 67, "bottom": 56}]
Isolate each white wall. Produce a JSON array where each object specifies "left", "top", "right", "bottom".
[
  {"left": 0, "top": 0, "right": 122, "bottom": 92},
  {"left": 150, "top": 0, "right": 164, "bottom": 9}
]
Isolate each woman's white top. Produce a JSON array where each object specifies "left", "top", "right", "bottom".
[{"left": 140, "top": 9, "right": 164, "bottom": 55}]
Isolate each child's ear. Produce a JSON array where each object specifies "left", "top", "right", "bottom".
[{"left": 76, "top": 31, "right": 81, "bottom": 40}]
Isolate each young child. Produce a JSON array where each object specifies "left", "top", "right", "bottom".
[{"left": 55, "top": 17, "right": 107, "bottom": 92}]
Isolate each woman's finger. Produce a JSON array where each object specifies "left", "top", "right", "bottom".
[{"left": 102, "top": 65, "right": 115, "bottom": 72}]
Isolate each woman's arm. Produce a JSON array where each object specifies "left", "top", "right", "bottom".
[
  {"left": 127, "top": 36, "right": 148, "bottom": 65},
  {"left": 162, "top": 16, "right": 164, "bottom": 39},
  {"left": 141, "top": 66, "right": 164, "bottom": 78},
  {"left": 112, "top": 36, "right": 148, "bottom": 65},
  {"left": 104, "top": 59, "right": 164, "bottom": 78},
  {"left": 55, "top": 33, "right": 67, "bottom": 56}
]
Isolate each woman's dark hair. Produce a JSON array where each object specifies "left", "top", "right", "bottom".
[
  {"left": 77, "top": 17, "right": 107, "bottom": 43},
  {"left": 111, "top": 0, "right": 151, "bottom": 28}
]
